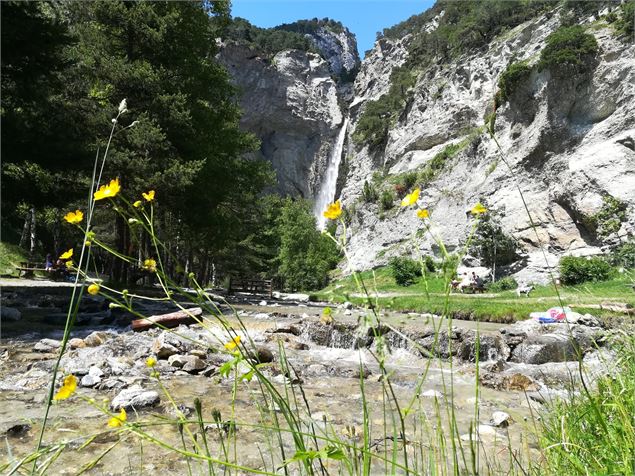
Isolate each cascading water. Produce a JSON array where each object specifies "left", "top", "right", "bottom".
[{"left": 313, "top": 117, "right": 349, "bottom": 230}]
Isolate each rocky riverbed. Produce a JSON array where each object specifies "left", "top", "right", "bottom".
[{"left": 0, "top": 284, "right": 620, "bottom": 474}]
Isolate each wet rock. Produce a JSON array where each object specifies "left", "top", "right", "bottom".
[
  {"left": 168, "top": 354, "right": 189, "bottom": 368},
  {"left": 4, "top": 423, "right": 31, "bottom": 438},
  {"left": 490, "top": 411, "right": 512, "bottom": 428},
  {"left": 248, "top": 347, "right": 274, "bottom": 364},
  {"left": 458, "top": 331, "right": 510, "bottom": 363},
  {"left": 182, "top": 356, "right": 207, "bottom": 373},
  {"left": 511, "top": 333, "right": 579, "bottom": 364},
  {"left": 342, "top": 301, "right": 353, "bottom": 310},
  {"left": 84, "top": 331, "right": 111, "bottom": 347},
  {"left": 480, "top": 372, "right": 539, "bottom": 392},
  {"left": 111, "top": 385, "right": 160, "bottom": 411},
  {"left": 1, "top": 307, "right": 21, "bottom": 321},
  {"left": 152, "top": 331, "right": 188, "bottom": 359},
  {"left": 268, "top": 324, "right": 302, "bottom": 336},
  {"left": 69, "top": 338, "right": 86, "bottom": 349},
  {"left": 416, "top": 329, "right": 462, "bottom": 359},
  {"left": 460, "top": 424, "right": 502, "bottom": 442},
  {"left": 189, "top": 349, "right": 208, "bottom": 358},
  {"left": 33, "top": 338, "right": 61, "bottom": 353}
]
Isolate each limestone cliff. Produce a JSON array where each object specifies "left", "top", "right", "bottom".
[{"left": 340, "top": 5, "right": 635, "bottom": 283}]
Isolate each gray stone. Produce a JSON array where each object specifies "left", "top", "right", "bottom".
[
  {"left": 167, "top": 354, "right": 188, "bottom": 368},
  {"left": 152, "top": 331, "right": 187, "bottom": 359},
  {"left": 490, "top": 411, "right": 512, "bottom": 428},
  {"left": 33, "top": 339, "right": 61, "bottom": 353},
  {"left": 182, "top": 356, "right": 207, "bottom": 373},
  {"left": 68, "top": 338, "right": 86, "bottom": 349},
  {"left": 111, "top": 385, "right": 160, "bottom": 411},
  {"left": 84, "top": 331, "right": 110, "bottom": 347},
  {"left": 80, "top": 374, "right": 101, "bottom": 388},
  {"left": 1, "top": 307, "right": 21, "bottom": 321}
]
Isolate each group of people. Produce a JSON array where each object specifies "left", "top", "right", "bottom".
[
  {"left": 451, "top": 272, "right": 485, "bottom": 293},
  {"left": 45, "top": 253, "right": 71, "bottom": 280}
]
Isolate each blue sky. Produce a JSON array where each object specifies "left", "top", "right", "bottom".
[{"left": 231, "top": 0, "right": 435, "bottom": 56}]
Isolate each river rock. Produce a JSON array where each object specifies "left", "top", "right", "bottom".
[
  {"left": 69, "top": 338, "right": 86, "bottom": 349},
  {"left": 84, "top": 331, "right": 110, "bottom": 347},
  {"left": 168, "top": 354, "right": 189, "bottom": 368},
  {"left": 80, "top": 374, "right": 101, "bottom": 388},
  {"left": 152, "top": 331, "right": 188, "bottom": 359},
  {"left": 182, "top": 356, "right": 206, "bottom": 373},
  {"left": 490, "top": 411, "right": 512, "bottom": 428},
  {"left": 458, "top": 330, "right": 510, "bottom": 362},
  {"left": 3, "top": 423, "right": 31, "bottom": 438},
  {"left": 111, "top": 385, "right": 160, "bottom": 411},
  {"left": 460, "top": 424, "right": 503, "bottom": 442},
  {"left": 421, "top": 389, "right": 444, "bottom": 399},
  {"left": 33, "top": 338, "right": 61, "bottom": 353},
  {"left": 1, "top": 307, "right": 21, "bottom": 321},
  {"left": 248, "top": 347, "right": 274, "bottom": 364}
]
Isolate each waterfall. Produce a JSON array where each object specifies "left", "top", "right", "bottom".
[{"left": 314, "top": 117, "right": 349, "bottom": 230}]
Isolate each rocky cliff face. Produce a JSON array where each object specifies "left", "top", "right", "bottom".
[
  {"left": 340, "top": 9, "right": 635, "bottom": 283},
  {"left": 305, "top": 25, "right": 360, "bottom": 81},
  {"left": 218, "top": 42, "right": 346, "bottom": 197}
]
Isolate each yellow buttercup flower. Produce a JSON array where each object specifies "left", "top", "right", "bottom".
[
  {"left": 87, "top": 283, "right": 100, "bottom": 295},
  {"left": 224, "top": 335, "right": 241, "bottom": 351},
  {"left": 133, "top": 200, "right": 142, "bottom": 208},
  {"left": 470, "top": 203, "right": 488, "bottom": 215},
  {"left": 94, "top": 178, "right": 121, "bottom": 201},
  {"left": 146, "top": 357, "right": 157, "bottom": 368},
  {"left": 142, "top": 190, "right": 155, "bottom": 202},
  {"left": 417, "top": 209, "right": 429, "bottom": 219},
  {"left": 65, "top": 260, "right": 74, "bottom": 270},
  {"left": 143, "top": 258, "right": 157, "bottom": 272},
  {"left": 401, "top": 188, "right": 420, "bottom": 207},
  {"left": 108, "top": 408, "right": 127, "bottom": 428},
  {"left": 323, "top": 200, "right": 342, "bottom": 220},
  {"left": 53, "top": 375, "right": 77, "bottom": 401},
  {"left": 64, "top": 210, "right": 84, "bottom": 225},
  {"left": 59, "top": 248, "right": 73, "bottom": 260}
]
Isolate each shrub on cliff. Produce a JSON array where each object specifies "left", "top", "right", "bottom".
[
  {"left": 559, "top": 256, "right": 613, "bottom": 285},
  {"left": 497, "top": 60, "right": 531, "bottom": 103},
  {"left": 539, "top": 25, "right": 598, "bottom": 72}
]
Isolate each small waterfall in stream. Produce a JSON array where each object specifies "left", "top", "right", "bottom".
[{"left": 314, "top": 117, "right": 349, "bottom": 230}]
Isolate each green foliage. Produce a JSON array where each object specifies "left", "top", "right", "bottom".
[
  {"left": 380, "top": 189, "right": 395, "bottom": 211},
  {"left": 559, "top": 256, "right": 614, "bottom": 285},
  {"left": 389, "top": 256, "right": 422, "bottom": 286},
  {"left": 276, "top": 199, "right": 340, "bottom": 291},
  {"left": 353, "top": 67, "right": 417, "bottom": 148},
  {"left": 0, "top": 242, "right": 28, "bottom": 276},
  {"left": 539, "top": 25, "right": 598, "bottom": 71},
  {"left": 539, "top": 336, "right": 635, "bottom": 474},
  {"left": 497, "top": 61, "right": 531, "bottom": 103},
  {"left": 609, "top": 241, "right": 635, "bottom": 269},
  {"left": 361, "top": 180, "right": 379, "bottom": 203},
  {"left": 614, "top": 0, "right": 635, "bottom": 36},
  {"left": 592, "top": 195, "right": 628, "bottom": 239},
  {"left": 276, "top": 18, "right": 346, "bottom": 35},
  {"left": 422, "top": 255, "right": 436, "bottom": 273},
  {"left": 470, "top": 205, "right": 519, "bottom": 269},
  {"left": 225, "top": 17, "right": 318, "bottom": 57},
  {"left": 418, "top": 143, "right": 463, "bottom": 185},
  {"left": 486, "top": 276, "right": 517, "bottom": 292}
]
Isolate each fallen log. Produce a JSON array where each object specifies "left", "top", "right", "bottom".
[{"left": 132, "top": 307, "right": 203, "bottom": 332}]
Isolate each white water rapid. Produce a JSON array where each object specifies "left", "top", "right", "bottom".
[{"left": 314, "top": 117, "right": 348, "bottom": 230}]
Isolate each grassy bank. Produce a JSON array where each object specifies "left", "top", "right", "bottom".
[
  {"left": 0, "top": 242, "right": 27, "bottom": 276},
  {"left": 315, "top": 267, "right": 635, "bottom": 323}
]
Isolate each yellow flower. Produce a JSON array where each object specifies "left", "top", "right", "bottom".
[
  {"left": 108, "top": 408, "right": 127, "bottom": 428},
  {"left": 65, "top": 260, "right": 74, "bottom": 270},
  {"left": 143, "top": 258, "right": 157, "bottom": 272},
  {"left": 85, "top": 240, "right": 92, "bottom": 247},
  {"left": 87, "top": 283, "right": 100, "bottom": 295},
  {"left": 401, "top": 188, "right": 420, "bottom": 207},
  {"left": 94, "top": 178, "right": 121, "bottom": 201},
  {"left": 64, "top": 210, "right": 84, "bottom": 225},
  {"left": 417, "top": 209, "right": 429, "bottom": 219},
  {"left": 224, "top": 335, "right": 241, "bottom": 351},
  {"left": 59, "top": 248, "right": 73, "bottom": 260},
  {"left": 146, "top": 357, "right": 157, "bottom": 368},
  {"left": 133, "top": 200, "right": 142, "bottom": 208},
  {"left": 470, "top": 203, "right": 488, "bottom": 215},
  {"left": 142, "top": 190, "right": 155, "bottom": 202},
  {"left": 323, "top": 200, "right": 342, "bottom": 220},
  {"left": 53, "top": 375, "right": 77, "bottom": 400}
]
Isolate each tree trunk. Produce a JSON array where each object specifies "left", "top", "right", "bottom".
[{"left": 29, "top": 207, "right": 37, "bottom": 258}]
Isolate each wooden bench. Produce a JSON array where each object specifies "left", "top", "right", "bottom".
[
  {"left": 16, "top": 261, "right": 66, "bottom": 280},
  {"left": 228, "top": 277, "right": 273, "bottom": 297}
]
